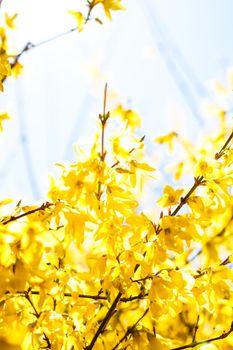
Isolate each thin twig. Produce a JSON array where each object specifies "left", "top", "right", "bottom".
[
  {"left": 215, "top": 129, "right": 233, "bottom": 159},
  {"left": 171, "top": 321, "right": 233, "bottom": 350},
  {"left": 171, "top": 176, "right": 204, "bottom": 216},
  {"left": 24, "top": 290, "right": 40, "bottom": 318},
  {"left": 100, "top": 82, "right": 108, "bottom": 161},
  {"left": 192, "top": 315, "right": 200, "bottom": 342},
  {"left": 2, "top": 1, "right": 96, "bottom": 85},
  {"left": 5, "top": 290, "right": 146, "bottom": 303},
  {"left": 86, "top": 292, "right": 122, "bottom": 350},
  {"left": 97, "top": 83, "right": 109, "bottom": 205},
  {"left": 2, "top": 42, "right": 34, "bottom": 83},
  {"left": 24, "top": 290, "right": 51, "bottom": 349},
  {"left": 1, "top": 201, "right": 54, "bottom": 225},
  {"left": 171, "top": 128, "right": 233, "bottom": 217},
  {"left": 112, "top": 308, "right": 149, "bottom": 350}
]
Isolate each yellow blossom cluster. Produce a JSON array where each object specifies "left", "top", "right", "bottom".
[
  {"left": 69, "top": 0, "right": 125, "bottom": 31},
  {"left": 0, "top": 94, "right": 232, "bottom": 349},
  {"left": 0, "top": 2, "right": 233, "bottom": 350},
  {"left": 0, "top": 11, "right": 19, "bottom": 91}
]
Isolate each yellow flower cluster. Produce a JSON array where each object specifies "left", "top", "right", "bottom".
[
  {"left": 0, "top": 11, "right": 20, "bottom": 91},
  {"left": 0, "top": 3, "right": 233, "bottom": 350},
  {"left": 0, "top": 97, "right": 232, "bottom": 349}
]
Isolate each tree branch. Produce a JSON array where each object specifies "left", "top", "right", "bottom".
[
  {"left": 215, "top": 129, "right": 233, "bottom": 159},
  {"left": 192, "top": 315, "right": 200, "bottom": 342},
  {"left": 6, "top": 289, "right": 147, "bottom": 303},
  {"left": 171, "top": 176, "right": 204, "bottom": 216},
  {"left": 171, "top": 321, "right": 233, "bottom": 350},
  {"left": 85, "top": 292, "right": 122, "bottom": 350},
  {"left": 171, "top": 127, "right": 233, "bottom": 217},
  {"left": 24, "top": 290, "right": 51, "bottom": 349},
  {"left": 1, "top": 201, "right": 54, "bottom": 225},
  {"left": 112, "top": 308, "right": 149, "bottom": 350},
  {"left": 2, "top": 1, "right": 97, "bottom": 85}
]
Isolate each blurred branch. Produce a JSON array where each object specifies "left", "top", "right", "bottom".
[
  {"left": 192, "top": 315, "right": 200, "bottom": 342},
  {"left": 171, "top": 128, "right": 233, "bottom": 216},
  {"left": 86, "top": 292, "right": 122, "bottom": 350},
  {"left": 112, "top": 308, "right": 149, "bottom": 350},
  {"left": 24, "top": 290, "right": 51, "bottom": 349},
  {"left": 5, "top": 289, "right": 147, "bottom": 303},
  {"left": 171, "top": 321, "right": 233, "bottom": 350},
  {"left": 142, "top": 0, "right": 205, "bottom": 126}
]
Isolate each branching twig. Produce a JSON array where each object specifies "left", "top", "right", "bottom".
[
  {"left": 99, "top": 82, "right": 109, "bottom": 162},
  {"left": 2, "top": 42, "right": 34, "bottom": 83},
  {"left": 192, "top": 315, "right": 200, "bottom": 342},
  {"left": 86, "top": 292, "right": 122, "bottom": 350},
  {"left": 6, "top": 290, "right": 146, "bottom": 303},
  {"left": 1, "top": 201, "right": 54, "bottom": 225},
  {"left": 171, "top": 321, "right": 233, "bottom": 350},
  {"left": 215, "top": 129, "right": 233, "bottom": 159},
  {"left": 171, "top": 176, "right": 204, "bottom": 216},
  {"left": 112, "top": 308, "right": 149, "bottom": 350},
  {"left": 97, "top": 83, "right": 109, "bottom": 205},
  {"left": 171, "top": 128, "right": 233, "bottom": 217},
  {"left": 2, "top": 1, "right": 97, "bottom": 85},
  {"left": 24, "top": 290, "right": 51, "bottom": 349}
]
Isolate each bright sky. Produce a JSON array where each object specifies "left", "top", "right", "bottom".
[{"left": 0, "top": 0, "right": 233, "bottom": 203}]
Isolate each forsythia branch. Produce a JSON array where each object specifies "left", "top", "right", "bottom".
[
  {"left": 192, "top": 315, "right": 200, "bottom": 342},
  {"left": 5, "top": 290, "right": 147, "bottom": 303},
  {"left": 1, "top": 201, "right": 54, "bottom": 225},
  {"left": 112, "top": 308, "right": 149, "bottom": 350},
  {"left": 171, "top": 321, "right": 233, "bottom": 350},
  {"left": 24, "top": 290, "right": 51, "bottom": 349},
  {"left": 171, "top": 128, "right": 233, "bottom": 216},
  {"left": 85, "top": 292, "right": 122, "bottom": 350}
]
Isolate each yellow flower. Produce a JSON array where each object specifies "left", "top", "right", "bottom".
[
  {"left": 68, "top": 11, "right": 85, "bottom": 32},
  {"left": 111, "top": 104, "right": 141, "bottom": 131},
  {"left": 12, "top": 62, "right": 24, "bottom": 78},
  {"left": 0, "top": 54, "right": 11, "bottom": 91},
  {"left": 0, "top": 112, "right": 10, "bottom": 131},
  {"left": 157, "top": 185, "right": 183, "bottom": 207},
  {"left": 195, "top": 158, "right": 214, "bottom": 177},
  {"left": 101, "top": 0, "right": 126, "bottom": 20},
  {"left": 5, "top": 13, "right": 18, "bottom": 29},
  {"left": 154, "top": 132, "right": 178, "bottom": 152}
]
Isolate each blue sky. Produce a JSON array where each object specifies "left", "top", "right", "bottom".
[{"left": 0, "top": 0, "right": 233, "bottom": 203}]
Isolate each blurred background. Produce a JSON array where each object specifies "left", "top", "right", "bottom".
[{"left": 0, "top": 0, "right": 233, "bottom": 203}]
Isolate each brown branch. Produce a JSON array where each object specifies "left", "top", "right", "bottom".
[
  {"left": 192, "top": 315, "right": 200, "bottom": 342},
  {"left": 215, "top": 129, "right": 233, "bottom": 159},
  {"left": 2, "top": 1, "right": 98, "bottom": 87},
  {"left": 186, "top": 248, "right": 202, "bottom": 265},
  {"left": 2, "top": 42, "right": 34, "bottom": 83},
  {"left": 5, "top": 289, "right": 147, "bottom": 303},
  {"left": 171, "top": 127, "right": 233, "bottom": 217},
  {"left": 171, "top": 321, "right": 233, "bottom": 350},
  {"left": 97, "top": 83, "right": 109, "bottom": 206},
  {"left": 24, "top": 290, "right": 40, "bottom": 318},
  {"left": 120, "top": 292, "right": 148, "bottom": 302},
  {"left": 1, "top": 201, "right": 54, "bottom": 225},
  {"left": 112, "top": 308, "right": 149, "bottom": 350},
  {"left": 24, "top": 290, "right": 51, "bottom": 349},
  {"left": 186, "top": 211, "right": 233, "bottom": 265},
  {"left": 99, "top": 82, "right": 109, "bottom": 162},
  {"left": 86, "top": 291, "right": 122, "bottom": 350},
  {"left": 171, "top": 176, "right": 204, "bottom": 216}
]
